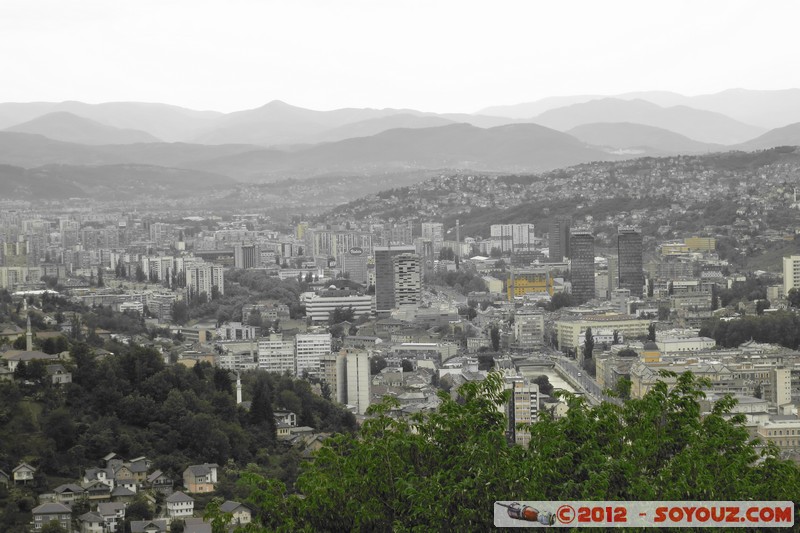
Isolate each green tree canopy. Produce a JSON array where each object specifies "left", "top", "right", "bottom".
[{"left": 211, "top": 371, "right": 800, "bottom": 531}]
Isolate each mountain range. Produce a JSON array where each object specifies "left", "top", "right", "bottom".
[{"left": 2, "top": 89, "right": 800, "bottom": 200}]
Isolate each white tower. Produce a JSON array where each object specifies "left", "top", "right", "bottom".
[
  {"left": 236, "top": 372, "right": 242, "bottom": 405},
  {"left": 25, "top": 300, "right": 32, "bottom": 352}
]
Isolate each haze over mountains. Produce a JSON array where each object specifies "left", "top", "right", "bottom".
[{"left": 1, "top": 89, "right": 800, "bottom": 199}]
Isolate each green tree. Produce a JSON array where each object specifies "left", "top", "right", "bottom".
[
  {"left": 370, "top": 355, "right": 387, "bottom": 375},
  {"left": 172, "top": 301, "right": 189, "bottom": 325},
  {"left": 532, "top": 374, "right": 554, "bottom": 396},
  {"left": 611, "top": 377, "right": 632, "bottom": 400},
  {"left": 205, "top": 371, "right": 800, "bottom": 531},
  {"left": 789, "top": 287, "right": 800, "bottom": 308},
  {"left": 135, "top": 264, "right": 146, "bottom": 283},
  {"left": 647, "top": 323, "right": 656, "bottom": 342},
  {"left": 583, "top": 327, "right": 594, "bottom": 359},
  {"left": 490, "top": 326, "right": 500, "bottom": 352}
]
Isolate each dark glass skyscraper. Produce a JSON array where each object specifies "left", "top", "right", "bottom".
[
  {"left": 570, "top": 227, "right": 595, "bottom": 303},
  {"left": 617, "top": 226, "right": 644, "bottom": 297},
  {"left": 549, "top": 216, "right": 571, "bottom": 262}
]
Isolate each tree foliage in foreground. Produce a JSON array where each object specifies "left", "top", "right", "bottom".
[{"left": 209, "top": 371, "right": 800, "bottom": 532}]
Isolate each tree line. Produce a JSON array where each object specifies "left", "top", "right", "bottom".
[{"left": 205, "top": 371, "right": 800, "bottom": 531}]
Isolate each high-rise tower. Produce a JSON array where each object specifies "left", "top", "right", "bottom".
[
  {"left": 392, "top": 253, "right": 422, "bottom": 308},
  {"left": 570, "top": 227, "right": 595, "bottom": 304},
  {"left": 549, "top": 216, "right": 571, "bottom": 262},
  {"left": 374, "top": 245, "right": 416, "bottom": 313},
  {"left": 617, "top": 226, "right": 644, "bottom": 297}
]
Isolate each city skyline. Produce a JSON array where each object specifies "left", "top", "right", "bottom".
[{"left": 3, "top": 1, "right": 800, "bottom": 113}]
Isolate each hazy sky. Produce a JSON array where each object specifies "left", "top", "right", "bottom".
[{"left": 3, "top": 0, "right": 798, "bottom": 113}]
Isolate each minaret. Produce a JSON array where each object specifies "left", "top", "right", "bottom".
[
  {"left": 24, "top": 300, "right": 32, "bottom": 352},
  {"left": 236, "top": 372, "right": 242, "bottom": 405}
]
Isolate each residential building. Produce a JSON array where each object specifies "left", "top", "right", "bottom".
[
  {"left": 220, "top": 501, "right": 252, "bottom": 525},
  {"left": 617, "top": 226, "right": 644, "bottom": 297},
  {"left": 337, "top": 348, "right": 371, "bottom": 415},
  {"left": 234, "top": 243, "right": 260, "bottom": 269},
  {"left": 32, "top": 502, "right": 71, "bottom": 531},
  {"left": 166, "top": 491, "right": 195, "bottom": 519},
  {"left": 295, "top": 333, "right": 332, "bottom": 377},
  {"left": 490, "top": 223, "right": 535, "bottom": 254},
  {"left": 130, "top": 520, "right": 168, "bottom": 533},
  {"left": 513, "top": 309, "right": 545, "bottom": 349},
  {"left": 257, "top": 333, "right": 295, "bottom": 375},
  {"left": 182, "top": 463, "right": 218, "bottom": 493},
  {"left": 79, "top": 511, "right": 105, "bottom": 533},
  {"left": 12, "top": 462, "right": 36, "bottom": 484},
  {"left": 503, "top": 377, "right": 540, "bottom": 447},
  {"left": 421, "top": 222, "right": 445, "bottom": 255},
  {"left": 374, "top": 245, "right": 416, "bottom": 313},
  {"left": 97, "top": 502, "right": 126, "bottom": 532},
  {"left": 570, "top": 227, "right": 595, "bottom": 303},
  {"left": 185, "top": 262, "right": 225, "bottom": 297},
  {"left": 783, "top": 255, "right": 800, "bottom": 297},
  {"left": 392, "top": 253, "right": 422, "bottom": 308}
]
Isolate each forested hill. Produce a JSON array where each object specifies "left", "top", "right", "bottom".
[
  {"left": 327, "top": 147, "right": 800, "bottom": 239},
  {"left": 0, "top": 341, "right": 356, "bottom": 528}
]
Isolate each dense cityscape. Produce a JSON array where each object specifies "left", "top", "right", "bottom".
[{"left": 1, "top": 141, "right": 800, "bottom": 530}]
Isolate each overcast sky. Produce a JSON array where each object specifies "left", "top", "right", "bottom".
[{"left": 3, "top": 0, "right": 798, "bottom": 113}]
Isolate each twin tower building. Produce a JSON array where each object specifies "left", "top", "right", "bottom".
[{"left": 551, "top": 217, "right": 644, "bottom": 303}]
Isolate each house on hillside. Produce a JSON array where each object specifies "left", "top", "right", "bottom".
[
  {"left": 45, "top": 363, "right": 72, "bottom": 385},
  {"left": 12, "top": 462, "right": 36, "bottom": 484},
  {"left": 130, "top": 519, "right": 168, "bottom": 533},
  {"left": 145, "top": 470, "right": 173, "bottom": 493},
  {"left": 78, "top": 511, "right": 105, "bottom": 533},
  {"left": 52, "top": 483, "right": 87, "bottom": 504},
  {"left": 32, "top": 502, "right": 71, "bottom": 531},
  {"left": 182, "top": 463, "right": 218, "bottom": 493},
  {"left": 219, "top": 500, "right": 252, "bottom": 525},
  {"left": 97, "top": 501, "right": 126, "bottom": 532},
  {"left": 166, "top": 490, "right": 195, "bottom": 519}
]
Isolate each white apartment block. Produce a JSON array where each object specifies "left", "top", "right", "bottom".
[
  {"left": 504, "top": 378, "right": 540, "bottom": 447},
  {"left": 295, "top": 333, "right": 332, "bottom": 377},
  {"left": 783, "top": 255, "right": 800, "bottom": 297},
  {"left": 490, "top": 224, "right": 535, "bottom": 254},
  {"left": 185, "top": 262, "right": 224, "bottom": 297},
  {"left": 513, "top": 309, "right": 545, "bottom": 349},
  {"left": 258, "top": 333, "right": 296, "bottom": 375},
  {"left": 337, "top": 349, "right": 371, "bottom": 415}
]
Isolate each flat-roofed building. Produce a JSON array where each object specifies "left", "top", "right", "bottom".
[
  {"left": 556, "top": 312, "right": 651, "bottom": 353},
  {"left": 295, "top": 333, "right": 332, "bottom": 377},
  {"left": 257, "top": 333, "right": 295, "bottom": 375},
  {"left": 304, "top": 289, "right": 373, "bottom": 323}
]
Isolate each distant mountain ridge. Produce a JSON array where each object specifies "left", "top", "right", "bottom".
[
  {"left": 479, "top": 89, "right": 800, "bottom": 129},
  {"left": 5, "top": 111, "right": 161, "bottom": 145},
  {"left": 567, "top": 122, "right": 722, "bottom": 155},
  {"left": 533, "top": 98, "right": 765, "bottom": 145}
]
